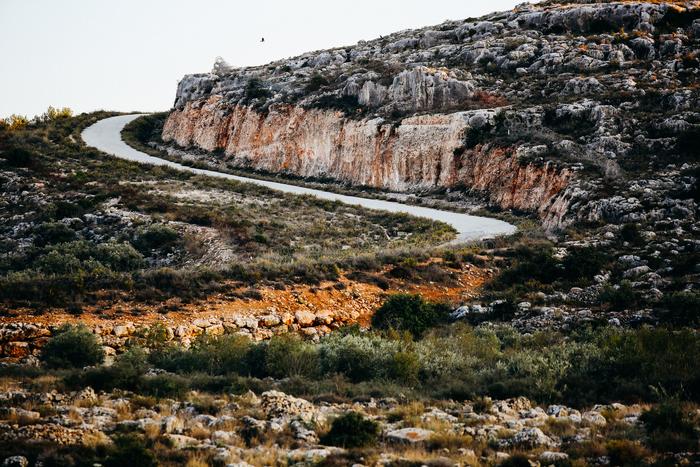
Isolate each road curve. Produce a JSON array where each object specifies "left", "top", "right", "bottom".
[{"left": 82, "top": 114, "right": 517, "bottom": 243}]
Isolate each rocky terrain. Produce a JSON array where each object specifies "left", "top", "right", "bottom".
[
  {"left": 1, "top": 386, "right": 687, "bottom": 466},
  {"left": 139, "top": 0, "right": 700, "bottom": 334}
]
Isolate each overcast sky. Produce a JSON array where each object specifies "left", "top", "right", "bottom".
[{"left": 0, "top": 0, "right": 525, "bottom": 119}]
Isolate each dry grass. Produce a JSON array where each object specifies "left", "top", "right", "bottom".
[
  {"left": 387, "top": 401, "right": 426, "bottom": 424},
  {"left": 144, "top": 421, "right": 163, "bottom": 440},
  {"left": 544, "top": 417, "right": 577, "bottom": 437},
  {"left": 188, "top": 425, "right": 212, "bottom": 440},
  {"left": 185, "top": 454, "right": 211, "bottom": 467}
]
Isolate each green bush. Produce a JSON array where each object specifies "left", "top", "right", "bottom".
[
  {"left": 321, "top": 412, "right": 380, "bottom": 448},
  {"left": 372, "top": 294, "right": 450, "bottom": 338},
  {"left": 150, "top": 334, "right": 253, "bottom": 375},
  {"left": 132, "top": 224, "right": 179, "bottom": 253},
  {"left": 264, "top": 335, "right": 320, "bottom": 379},
  {"left": 3, "top": 147, "right": 36, "bottom": 167},
  {"left": 388, "top": 350, "right": 420, "bottom": 384},
  {"left": 34, "top": 222, "right": 77, "bottom": 246},
  {"left": 41, "top": 324, "right": 104, "bottom": 368},
  {"left": 561, "top": 247, "right": 609, "bottom": 282},
  {"left": 318, "top": 333, "right": 400, "bottom": 382},
  {"left": 74, "top": 347, "right": 149, "bottom": 392},
  {"left": 95, "top": 242, "right": 145, "bottom": 271}
]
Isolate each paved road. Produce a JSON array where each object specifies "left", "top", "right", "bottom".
[{"left": 82, "top": 114, "right": 517, "bottom": 242}]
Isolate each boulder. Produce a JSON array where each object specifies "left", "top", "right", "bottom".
[
  {"left": 294, "top": 311, "right": 316, "bottom": 327},
  {"left": 386, "top": 427, "right": 434, "bottom": 444}
]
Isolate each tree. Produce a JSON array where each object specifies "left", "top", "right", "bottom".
[{"left": 41, "top": 324, "right": 104, "bottom": 368}]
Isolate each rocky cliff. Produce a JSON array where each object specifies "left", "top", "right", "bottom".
[{"left": 163, "top": 1, "right": 700, "bottom": 229}]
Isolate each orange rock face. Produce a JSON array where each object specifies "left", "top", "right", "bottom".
[{"left": 163, "top": 99, "right": 572, "bottom": 225}]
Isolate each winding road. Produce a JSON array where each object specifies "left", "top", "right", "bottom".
[{"left": 82, "top": 114, "right": 517, "bottom": 242}]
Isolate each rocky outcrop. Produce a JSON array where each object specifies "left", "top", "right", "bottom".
[{"left": 164, "top": 102, "right": 572, "bottom": 223}]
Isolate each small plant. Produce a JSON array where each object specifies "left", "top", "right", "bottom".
[
  {"left": 41, "top": 324, "right": 104, "bottom": 369},
  {"left": 321, "top": 412, "right": 380, "bottom": 448}
]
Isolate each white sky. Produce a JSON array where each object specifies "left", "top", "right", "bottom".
[{"left": 0, "top": 0, "right": 525, "bottom": 119}]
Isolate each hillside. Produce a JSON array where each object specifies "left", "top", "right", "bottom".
[
  {"left": 161, "top": 0, "right": 700, "bottom": 231},
  {"left": 0, "top": 1, "right": 699, "bottom": 466}
]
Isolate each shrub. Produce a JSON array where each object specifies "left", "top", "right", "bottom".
[
  {"left": 2, "top": 147, "right": 35, "bottom": 167},
  {"left": 41, "top": 324, "right": 104, "bottom": 368},
  {"left": 321, "top": 412, "right": 380, "bottom": 448},
  {"left": 605, "top": 439, "right": 649, "bottom": 466},
  {"left": 104, "top": 434, "right": 157, "bottom": 467},
  {"left": 151, "top": 334, "right": 253, "bottom": 375},
  {"left": 372, "top": 294, "right": 450, "bottom": 338},
  {"left": 318, "top": 333, "right": 400, "bottom": 382},
  {"left": 264, "top": 335, "right": 320, "bottom": 379},
  {"left": 658, "top": 291, "right": 700, "bottom": 325},
  {"left": 561, "top": 247, "right": 610, "bottom": 282},
  {"left": 599, "top": 281, "right": 638, "bottom": 310},
  {"left": 34, "top": 222, "right": 77, "bottom": 246},
  {"left": 244, "top": 78, "right": 272, "bottom": 100},
  {"left": 95, "top": 242, "right": 145, "bottom": 271},
  {"left": 491, "top": 244, "right": 559, "bottom": 287},
  {"left": 75, "top": 347, "right": 148, "bottom": 392},
  {"left": 132, "top": 224, "right": 179, "bottom": 253},
  {"left": 305, "top": 74, "right": 329, "bottom": 93},
  {"left": 620, "top": 223, "right": 642, "bottom": 245},
  {"left": 388, "top": 350, "right": 420, "bottom": 384},
  {"left": 640, "top": 401, "right": 699, "bottom": 452}
]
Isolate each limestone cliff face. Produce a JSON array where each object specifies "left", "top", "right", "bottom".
[{"left": 163, "top": 98, "right": 572, "bottom": 223}]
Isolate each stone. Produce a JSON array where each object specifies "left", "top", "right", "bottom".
[
  {"left": 386, "top": 427, "right": 434, "bottom": 444},
  {"left": 112, "top": 325, "right": 131, "bottom": 338},
  {"left": 291, "top": 420, "right": 318, "bottom": 443},
  {"left": 259, "top": 315, "right": 281, "bottom": 327},
  {"left": 294, "top": 311, "right": 316, "bottom": 327},
  {"left": 163, "top": 434, "right": 200, "bottom": 449},
  {"left": 260, "top": 391, "right": 316, "bottom": 423},
  {"left": 4, "top": 342, "right": 30, "bottom": 359},
  {"left": 287, "top": 447, "right": 343, "bottom": 463},
  {"left": 540, "top": 451, "right": 569, "bottom": 463},
  {"left": 582, "top": 411, "right": 607, "bottom": 427},
  {"left": 507, "top": 427, "right": 557, "bottom": 448},
  {"left": 211, "top": 430, "right": 238, "bottom": 445},
  {"left": 72, "top": 387, "right": 98, "bottom": 405}
]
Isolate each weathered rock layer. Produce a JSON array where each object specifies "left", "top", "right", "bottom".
[{"left": 163, "top": 101, "right": 572, "bottom": 223}]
